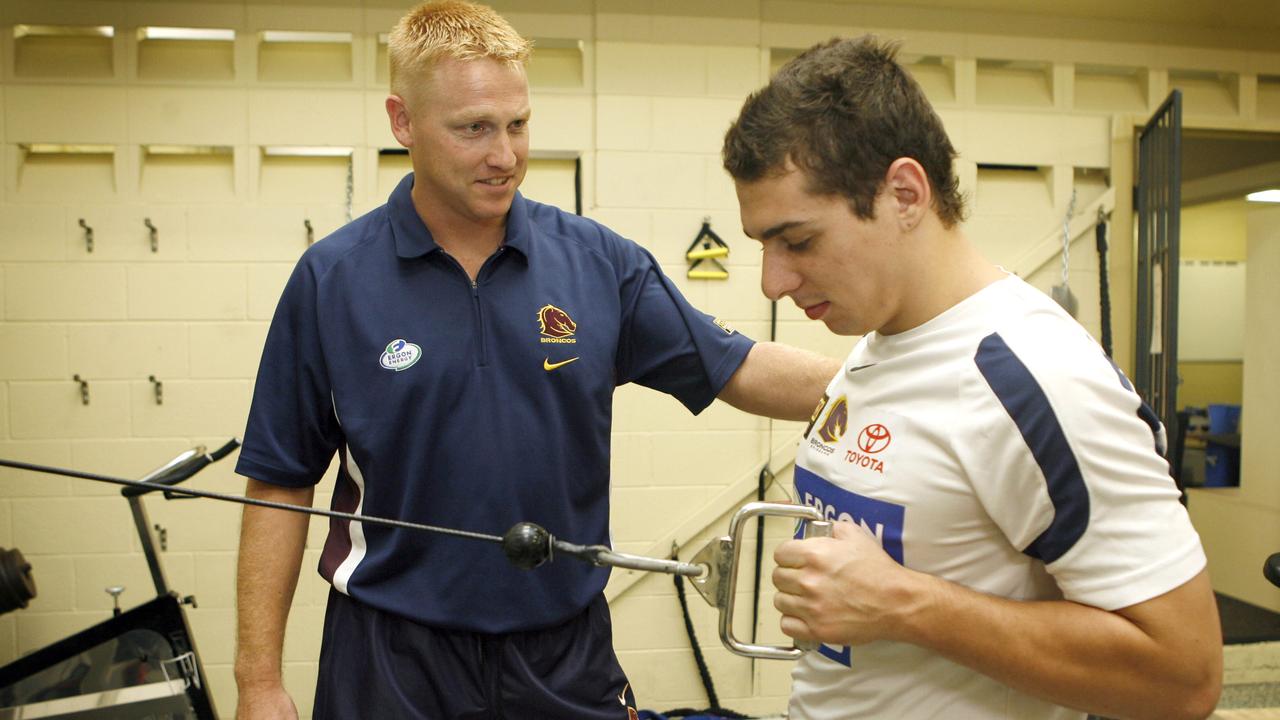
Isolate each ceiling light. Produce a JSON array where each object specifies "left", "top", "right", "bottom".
[
  {"left": 261, "top": 31, "right": 351, "bottom": 44},
  {"left": 1246, "top": 189, "right": 1280, "bottom": 203},
  {"left": 140, "top": 27, "right": 234, "bottom": 42}
]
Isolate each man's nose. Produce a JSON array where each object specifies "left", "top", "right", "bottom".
[
  {"left": 760, "top": 247, "right": 800, "bottom": 302},
  {"left": 488, "top": 132, "right": 518, "bottom": 170}
]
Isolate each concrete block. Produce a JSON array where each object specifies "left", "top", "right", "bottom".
[
  {"left": 586, "top": 209, "right": 652, "bottom": 248},
  {"left": 707, "top": 45, "right": 763, "bottom": 98},
  {"left": 609, "top": 432, "right": 653, "bottom": 488},
  {"left": 248, "top": 264, "right": 294, "bottom": 320},
  {"left": 21, "top": 556, "right": 74, "bottom": 613},
  {"left": 610, "top": 485, "right": 713, "bottom": 542},
  {"left": 71, "top": 206, "right": 188, "bottom": 262},
  {"left": 282, "top": 605, "right": 324, "bottom": 663},
  {"left": 704, "top": 154, "right": 741, "bottom": 211},
  {"left": 696, "top": 265, "right": 773, "bottom": 323},
  {"left": 146, "top": 493, "right": 241, "bottom": 553},
  {"left": 1057, "top": 114, "right": 1112, "bottom": 168},
  {"left": 596, "top": 42, "right": 708, "bottom": 97},
  {"left": 127, "top": 264, "right": 247, "bottom": 320},
  {"left": 130, "top": 379, "right": 251, "bottom": 439},
  {"left": 651, "top": 97, "right": 740, "bottom": 154},
  {"left": 284, "top": 661, "right": 320, "bottom": 718},
  {"left": 202, "top": 664, "right": 237, "bottom": 719},
  {"left": 365, "top": 90, "right": 398, "bottom": 150},
  {"left": 530, "top": 94, "right": 592, "bottom": 153},
  {"left": 5, "top": 86, "right": 128, "bottom": 143},
  {"left": 597, "top": 152, "right": 707, "bottom": 209},
  {"left": 0, "top": 324, "right": 68, "bottom": 380},
  {"left": 12, "top": 496, "right": 135, "bottom": 554},
  {"left": 127, "top": 87, "right": 249, "bottom": 146},
  {"left": 187, "top": 205, "right": 309, "bottom": 262},
  {"left": 0, "top": 205, "right": 67, "bottom": 262},
  {"left": 595, "top": 151, "right": 652, "bottom": 208},
  {"left": 618, "top": 646, "right": 753, "bottom": 706},
  {"left": 190, "top": 322, "right": 270, "bottom": 379},
  {"left": 4, "top": 264, "right": 128, "bottom": 321},
  {"left": 186, "top": 606, "right": 234, "bottom": 664},
  {"left": 193, "top": 551, "right": 236, "bottom": 610},
  {"left": 71, "top": 554, "right": 162, "bottom": 612},
  {"left": 68, "top": 437, "right": 196, "bottom": 490},
  {"left": 16, "top": 611, "right": 113, "bottom": 657},
  {"left": 67, "top": 322, "right": 188, "bottom": 380},
  {"left": 596, "top": 96, "right": 653, "bottom": 151},
  {"left": 248, "top": 89, "right": 365, "bottom": 147},
  {"left": 0, "top": 441, "right": 71, "bottom": 497},
  {"left": 650, "top": 431, "right": 767, "bottom": 489},
  {"left": 8, "top": 381, "right": 132, "bottom": 440},
  {"left": 966, "top": 110, "right": 1061, "bottom": 167}
]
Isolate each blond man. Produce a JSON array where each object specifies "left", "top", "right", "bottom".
[{"left": 234, "top": 2, "right": 835, "bottom": 718}]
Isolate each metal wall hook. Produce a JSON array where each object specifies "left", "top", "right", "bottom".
[
  {"left": 304, "top": 218, "right": 314, "bottom": 245},
  {"left": 144, "top": 217, "right": 158, "bottom": 253},
  {"left": 148, "top": 375, "right": 164, "bottom": 405},
  {"left": 72, "top": 374, "right": 90, "bottom": 405},
  {"left": 78, "top": 219, "right": 94, "bottom": 253}
]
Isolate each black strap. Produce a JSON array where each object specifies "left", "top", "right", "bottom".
[
  {"left": 669, "top": 560, "right": 749, "bottom": 719},
  {"left": 1096, "top": 217, "right": 1113, "bottom": 357}
]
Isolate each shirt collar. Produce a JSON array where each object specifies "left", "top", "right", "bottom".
[{"left": 389, "top": 172, "right": 532, "bottom": 260}]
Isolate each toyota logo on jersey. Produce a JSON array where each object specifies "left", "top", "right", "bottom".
[{"left": 857, "top": 423, "right": 892, "bottom": 453}]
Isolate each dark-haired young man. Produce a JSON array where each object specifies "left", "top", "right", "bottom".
[{"left": 724, "top": 36, "right": 1222, "bottom": 720}]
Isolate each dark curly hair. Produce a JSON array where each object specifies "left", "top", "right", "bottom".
[{"left": 723, "top": 36, "right": 965, "bottom": 228}]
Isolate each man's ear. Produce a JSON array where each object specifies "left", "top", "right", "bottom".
[
  {"left": 885, "top": 158, "right": 931, "bottom": 231},
  {"left": 386, "top": 95, "right": 414, "bottom": 148}
]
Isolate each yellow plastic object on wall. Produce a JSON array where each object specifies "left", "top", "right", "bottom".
[{"left": 686, "top": 217, "right": 730, "bottom": 280}]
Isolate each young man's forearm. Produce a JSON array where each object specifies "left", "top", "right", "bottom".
[{"left": 719, "top": 341, "right": 840, "bottom": 421}]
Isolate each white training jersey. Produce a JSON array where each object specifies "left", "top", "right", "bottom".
[{"left": 789, "top": 275, "right": 1206, "bottom": 720}]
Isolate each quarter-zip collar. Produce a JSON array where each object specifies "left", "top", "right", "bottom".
[{"left": 389, "top": 172, "right": 533, "bottom": 262}]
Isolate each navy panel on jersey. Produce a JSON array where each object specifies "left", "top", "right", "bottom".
[{"left": 974, "top": 332, "right": 1090, "bottom": 564}]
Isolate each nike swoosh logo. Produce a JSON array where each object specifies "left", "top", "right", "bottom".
[
  {"left": 849, "top": 363, "right": 878, "bottom": 373},
  {"left": 544, "top": 357, "right": 580, "bottom": 371}
]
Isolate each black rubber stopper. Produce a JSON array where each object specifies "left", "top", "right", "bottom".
[
  {"left": 0, "top": 548, "right": 36, "bottom": 616},
  {"left": 1265, "top": 553, "right": 1280, "bottom": 589},
  {"left": 502, "top": 522, "right": 552, "bottom": 570}
]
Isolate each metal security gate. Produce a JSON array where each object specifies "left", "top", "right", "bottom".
[{"left": 1135, "top": 90, "right": 1182, "bottom": 485}]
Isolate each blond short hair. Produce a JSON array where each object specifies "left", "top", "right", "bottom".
[{"left": 388, "top": 1, "right": 532, "bottom": 103}]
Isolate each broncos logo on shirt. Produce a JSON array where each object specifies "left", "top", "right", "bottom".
[
  {"left": 817, "top": 395, "right": 849, "bottom": 443},
  {"left": 538, "top": 304, "right": 577, "bottom": 338}
]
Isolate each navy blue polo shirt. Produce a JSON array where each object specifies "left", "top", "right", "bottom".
[{"left": 237, "top": 173, "right": 754, "bottom": 632}]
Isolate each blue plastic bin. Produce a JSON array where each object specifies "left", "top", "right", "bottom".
[
  {"left": 1207, "top": 403, "right": 1241, "bottom": 434},
  {"left": 1203, "top": 403, "right": 1242, "bottom": 487}
]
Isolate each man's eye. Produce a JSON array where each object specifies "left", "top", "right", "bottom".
[
  {"left": 510, "top": 119, "right": 527, "bottom": 131},
  {"left": 466, "top": 123, "right": 486, "bottom": 134},
  {"left": 786, "top": 237, "right": 813, "bottom": 251}
]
